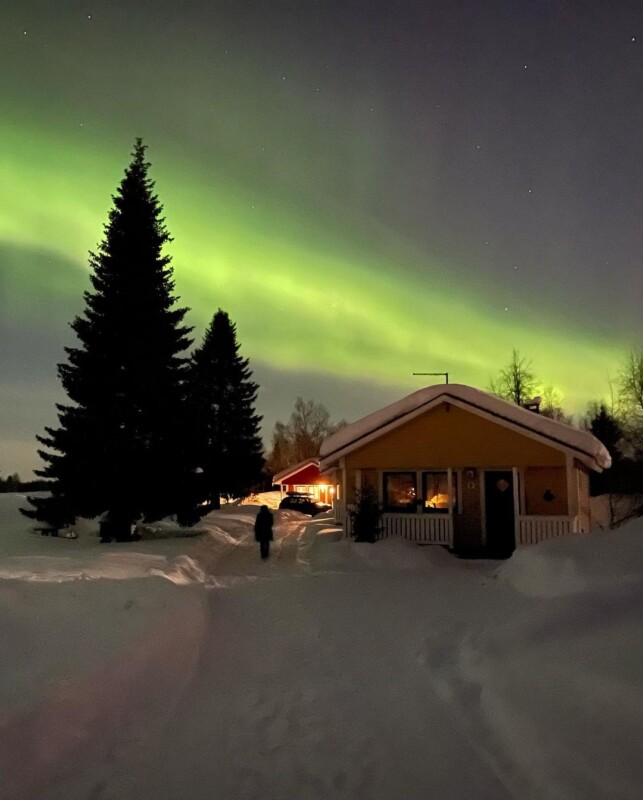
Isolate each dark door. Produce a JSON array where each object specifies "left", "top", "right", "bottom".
[{"left": 484, "top": 471, "right": 515, "bottom": 558}]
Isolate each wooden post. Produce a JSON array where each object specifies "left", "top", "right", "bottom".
[
  {"left": 447, "top": 467, "right": 454, "bottom": 546},
  {"left": 566, "top": 454, "right": 579, "bottom": 532},
  {"left": 512, "top": 466, "right": 520, "bottom": 547}
]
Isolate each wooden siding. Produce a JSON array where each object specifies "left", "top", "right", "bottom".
[
  {"left": 279, "top": 463, "right": 321, "bottom": 486},
  {"left": 524, "top": 466, "right": 568, "bottom": 515},
  {"left": 344, "top": 404, "right": 567, "bottom": 470}
]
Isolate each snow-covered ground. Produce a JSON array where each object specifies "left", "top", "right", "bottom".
[{"left": 1, "top": 493, "right": 642, "bottom": 800}]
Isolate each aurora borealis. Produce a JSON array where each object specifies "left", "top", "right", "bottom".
[{"left": 1, "top": 1, "right": 642, "bottom": 477}]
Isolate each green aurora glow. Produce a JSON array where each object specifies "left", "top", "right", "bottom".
[
  {"left": 0, "top": 116, "right": 627, "bottom": 408},
  {"left": 1, "top": 0, "right": 641, "bottom": 476}
]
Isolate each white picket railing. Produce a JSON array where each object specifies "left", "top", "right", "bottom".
[
  {"left": 518, "top": 516, "right": 572, "bottom": 545},
  {"left": 338, "top": 504, "right": 452, "bottom": 545},
  {"left": 381, "top": 513, "right": 452, "bottom": 544}
]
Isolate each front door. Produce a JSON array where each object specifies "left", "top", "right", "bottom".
[{"left": 484, "top": 471, "right": 515, "bottom": 557}]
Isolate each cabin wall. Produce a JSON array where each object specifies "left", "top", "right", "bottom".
[
  {"left": 282, "top": 464, "right": 321, "bottom": 486},
  {"left": 524, "top": 467, "right": 568, "bottom": 515},
  {"left": 344, "top": 405, "right": 567, "bottom": 470}
]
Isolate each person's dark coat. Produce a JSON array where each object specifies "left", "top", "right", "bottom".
[{"left": 254, "top": 506, "right": 273, "bottom": 542}]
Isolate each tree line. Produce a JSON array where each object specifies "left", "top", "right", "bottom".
[
  {"left": 489, "top": 348, "right": 643, "bottom": 500},
  {"left": 0, "top": 474, "right": 49, "bottom": 493}
]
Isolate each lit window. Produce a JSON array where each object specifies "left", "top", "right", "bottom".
[
  {"left": 422, "top": 472, "right": 456, "bottom": 513},
  {"left": 384, "top": 472, "right": 417, "bottom": 512}
]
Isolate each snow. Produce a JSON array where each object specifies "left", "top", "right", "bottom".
[
  {"left": 320, "top": 383, "right": 611, "bottom": 471},
  {"left": 1, "top": 492, "right": 642, "bottom": 799},
  {"left": 239, "top": 490, "right": 282, "bottom": 509}
]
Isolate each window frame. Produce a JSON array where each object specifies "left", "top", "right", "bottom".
[
  {"left": 422, "top": 470, "right": 457, "bottom": 514},
  {"left": 383, "top": 471, "right": 418, "bottom": 513}
]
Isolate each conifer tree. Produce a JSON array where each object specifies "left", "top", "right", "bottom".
[
  {"left": 188, "top": 310, "right": 264, "bottom": 510},
  {"left": 22, "top": 140, "right": 194, "bottom": 537},
  {"left": 588, "top": 403, "right": 622, "bottom": 457}
]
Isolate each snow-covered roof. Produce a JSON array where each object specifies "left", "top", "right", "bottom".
[
  {"left": 320, "top": 384, "right": 611, "bottom": 472},
  {"left": 273, "top": 459, "right": 320, "bottom": 484}
]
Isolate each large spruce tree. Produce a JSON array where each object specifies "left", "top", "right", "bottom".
[
  {"left": 188, "top": 310, "right": 264, "bottom": 510},
  {"left": 23, "top": 140, "right": 194, "bottom": 537}
]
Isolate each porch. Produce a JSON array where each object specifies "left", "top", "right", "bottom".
[{"left": 332, "top": 499, "right": 575, "bottom": 549}]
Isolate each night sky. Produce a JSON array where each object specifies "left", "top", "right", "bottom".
[{"left": 1, "top": 0, "right": 642, "bottom": 477}]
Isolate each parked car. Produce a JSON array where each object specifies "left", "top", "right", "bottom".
[{"left": 279, "top": 492, "right": 331, "bottom": 516}]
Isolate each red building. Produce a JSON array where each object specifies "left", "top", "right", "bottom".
[{"left": 273, "top": 459, "right": 333, "bottom": 504}]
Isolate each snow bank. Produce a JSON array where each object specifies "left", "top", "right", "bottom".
[
  {"left": 455, "top": 520, "right": 643, "bottom": 800},
  {"left": 297, "top": 518, "right": 458, "bottom": 575},
  {"left": 239, "top": 490, "right": 282, "bottom": 509},
  {"left": 0, "top": 495, "right": 207, "bottom": 583},
  {"left": 0, "top": 495, "right": 309, "bottom": 584},
  {"left": 497, "top": 516, "right": 643, "bottom": 597}
]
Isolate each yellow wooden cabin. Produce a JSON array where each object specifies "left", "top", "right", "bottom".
[{"left": 319, "top": 384, "right": 610, "bottom": 556}]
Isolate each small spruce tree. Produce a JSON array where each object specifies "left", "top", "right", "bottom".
[
  {"left": 587, "top": 402, "right": 623, "bottom": 496},
  {"left": 22, "top": 140, "right": 194, "bottom": 537},
  {"left": 349, "top": 484, "right": 382, "bottom": 543},
  {"left": 188, "top": 310, "right": 264, "bottom": 511}
]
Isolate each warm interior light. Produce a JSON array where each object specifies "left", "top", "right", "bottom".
[{"left": 426, "top": 493, "right": 449, "bottom": 509}]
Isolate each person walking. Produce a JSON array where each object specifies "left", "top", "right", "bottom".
[{"left": 254, "top": 505, "right": 274, "bottom": 560}]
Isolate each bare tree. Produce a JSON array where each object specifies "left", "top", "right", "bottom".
[
  {"left": 618, "top": 348, "right": 643, "bottom": 417},
  {"left": 267, "top": 398, "right": 346, "bottom": 475},
  {"left": 618, "top": 347, "right": 643, "bottom": 453},
  {"left": 540, "top": 384, "right": 572, "bottom": 423},
  {"left": 489, "top": 349, "right": 539, "bottom": 406}
]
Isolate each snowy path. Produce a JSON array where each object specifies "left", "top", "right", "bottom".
[
  {"left": 197, "top": 513, "right": 303, "bottom": 576},
  {"left": 133, "top": 572, "right": 516, "bottom": 800}
]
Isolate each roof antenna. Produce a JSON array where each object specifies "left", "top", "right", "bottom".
[{"left": 413, "top": 372, "right": 449, "bottom": 384}]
